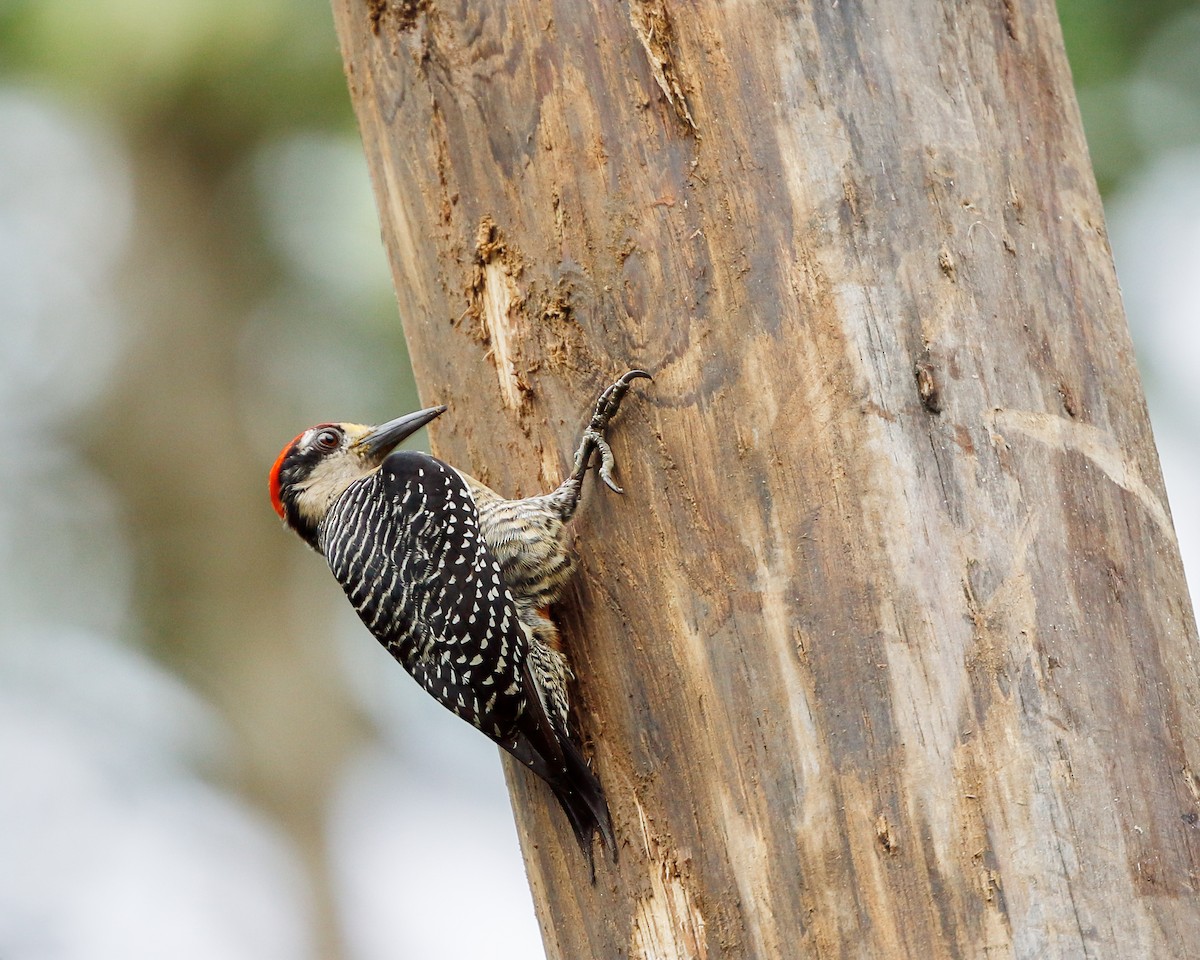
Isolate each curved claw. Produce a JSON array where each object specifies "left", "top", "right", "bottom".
[
  {"left": 594, "top": 437, "right": 624, "bottom": 494},
  {"left": 567, "top": 369, "right": 651, "bottom": 491},
  {"left": 590, "top": 370, "right": 653, "bottom": 428}
]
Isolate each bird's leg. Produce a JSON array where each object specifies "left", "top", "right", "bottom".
[
  {"left": 567, "top": 369, "right": 652, "bottom": 493},
  {"left": 546, "top": 370, "right": 650, "bottom": 524}
]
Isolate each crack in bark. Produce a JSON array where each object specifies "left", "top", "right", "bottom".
[
  {"left": 468, "top": 217, "right": 530, "bottom": 412},
  {"left": 366, "top": 0, "right": 429, "bottom": 35},
  {"left": 628, "top": 0, "right": 698, "bottom": 133}
]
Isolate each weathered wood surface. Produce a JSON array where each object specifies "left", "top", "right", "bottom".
[{"left": 331, "top": 1, "right": 1200, "bottom": 956}]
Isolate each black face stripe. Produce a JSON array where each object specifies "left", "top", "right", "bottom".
[{"left": 278, "top": 443, "right": 333, "bottom": 548}]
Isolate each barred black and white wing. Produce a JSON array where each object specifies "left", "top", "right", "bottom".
[
  {"left": 318, "top": 450, "right": 613, "bottom": 865},
  {"left": 320, "top": 452, "right": 525, "bottom": 736}
]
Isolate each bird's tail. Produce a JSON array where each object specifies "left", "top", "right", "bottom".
[
  {"left": 511, "top": 661, "right": 617, "bottom": 880},
  {"left": 549, "top": 734, "right": 616, "bottom": 880}
]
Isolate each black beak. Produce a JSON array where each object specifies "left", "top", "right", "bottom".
[{"left": 354, "top": 405, "right": 447, "bottom": 463}]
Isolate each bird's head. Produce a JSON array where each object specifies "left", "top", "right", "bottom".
[{"left": 269, "top": 405, "right": 446, "bottom": 548}]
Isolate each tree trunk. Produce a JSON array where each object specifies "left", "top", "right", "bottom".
[{"left": 331, "top": 1, "right": 1200, "bottom": 956}]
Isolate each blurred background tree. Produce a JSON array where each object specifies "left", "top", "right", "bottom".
[{"left": 0, "top": 1, "right": 1196, "bottom": 958}]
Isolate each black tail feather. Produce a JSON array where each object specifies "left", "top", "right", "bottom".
[
  {"left": 508, "top": 663, "right": 616, "bottom": 880},
  {"left": 552, "top": 733, "right": 616, "bottom": 878},
  {"left": 506, "top": 733, "right": 616, "bottom": 881}
]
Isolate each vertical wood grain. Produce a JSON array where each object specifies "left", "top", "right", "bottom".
[{"left": 332, "top": 1, "right": 1200, "bottom": 956}]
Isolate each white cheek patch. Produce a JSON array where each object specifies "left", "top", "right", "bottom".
[{"left": 295, "top": 456, "right": 369, "bottom": 523}]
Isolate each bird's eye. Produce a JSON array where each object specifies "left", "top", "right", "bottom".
[{"left": 315, "top": 428, "right": 341, "bottom": 451}]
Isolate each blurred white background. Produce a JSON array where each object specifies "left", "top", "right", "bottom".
[{"left": 0, "top": 2, "right": 1197, "bottom": 958}]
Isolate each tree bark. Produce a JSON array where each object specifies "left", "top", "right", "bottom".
[{"left": 331, "top": 1, "right": 1200, "bottom": 956}]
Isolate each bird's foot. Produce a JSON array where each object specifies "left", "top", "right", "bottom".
[{"left": 570, "top": 370, "right": 651, "bottom": 493}]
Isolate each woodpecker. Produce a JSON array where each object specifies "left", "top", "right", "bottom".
[{"left": 269, "top": 370, "right": 649, "bottom": 873}]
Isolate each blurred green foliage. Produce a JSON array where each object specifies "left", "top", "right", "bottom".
[
  {"left": 0, "top": 0, "right": 353, "bottom": 169},
  {"left": 1058, "top": 0, "right": 1193, "bottom": 85},
  {"left": 1060, "top": 0, "right": 1200, "bottom": 192}
]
